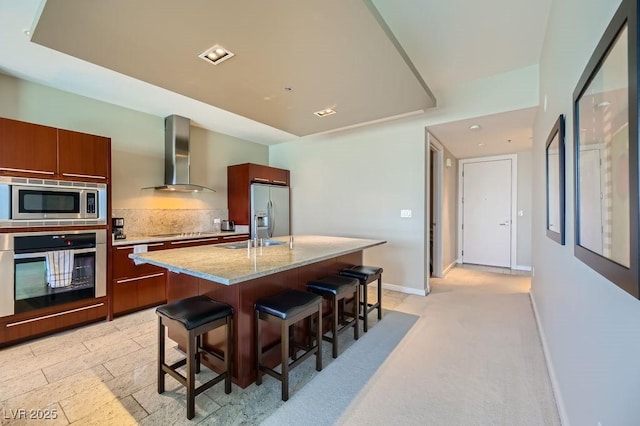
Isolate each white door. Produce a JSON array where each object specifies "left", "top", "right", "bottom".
[{"left": 462, "top": 159, "right": 512, "bottom": 267}]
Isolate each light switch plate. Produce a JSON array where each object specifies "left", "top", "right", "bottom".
[{"left": 400, "top": 209, "right": 412, "bottom": 218}]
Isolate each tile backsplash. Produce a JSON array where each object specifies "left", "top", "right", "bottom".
[{"left": 112, "top": 209, "right": 228, "bottom": 236}]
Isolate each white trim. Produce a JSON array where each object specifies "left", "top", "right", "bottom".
[
  {"left": 458, "top": 154, "right": 518, "bottom": 269},
  {"left": 529, "top": 292, "right": 570, "bottom": 426},
  {"left": 427, "top": 131, "right": 445, "bottom": 280},
  {"left": 514, "top": 265, "right": 532, "bottom": 272},
  {"left": 443, "top": 260, "right": 457, "bottom": 275},
  {"left": 382, "top": 282, "right": 428, "bottom": 296}
]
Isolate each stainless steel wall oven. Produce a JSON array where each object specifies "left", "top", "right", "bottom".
[{"left": 0, "top": 230, "right": 107, "bottom": 317}]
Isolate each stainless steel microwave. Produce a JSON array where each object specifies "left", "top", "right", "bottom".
[{"left": 0, "top": 176, "right": 107, "bottom": 227}]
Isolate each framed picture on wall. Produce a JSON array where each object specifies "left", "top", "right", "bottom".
[
  {"left": 573, "top": 0, "right": 639, "bottom": 298},
  {"left": 546, "top": 114, "right": 565, "bottom": 245}
]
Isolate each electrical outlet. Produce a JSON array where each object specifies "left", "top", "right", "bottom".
[
  {"left": 400, "top": 209, "right": 412, "bottom": 218},
  {"left": 214, "top": 218, "right": 221, "bottom": 224}
]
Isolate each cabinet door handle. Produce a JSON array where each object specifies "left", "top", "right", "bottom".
[
  {"left": 0, "top": 167, "right": 55, "bottom": 175},
  {"left": 63, "top": 173, "right": 107, "bottom": 180},
  {"left": 222, "top": 235, "right": 247, "bottom": 239},
  {"left": 253, "top": 177, "right": 269, "bottom": 182},
  {"left": 170, "top": 238, "right": 219, "bottom": 245},
  {"left": 116, "top": 243, "right": 164, "bottom": 250},
  {"left": 7, "top": 303, "right": 104, "bottom": 327},
  {"left": 116, "top": 272, "right": 164, "bottom": 284},
  {"left": 272, "top": 180, "right": 287, "bottom": 185}
]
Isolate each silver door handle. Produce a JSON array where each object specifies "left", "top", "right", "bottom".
[
  {"left": 499, "top": 222, "right": 510, "bottom": 226},
  {"left": 268, "top": 200, "right": 274, "bottom": 237}
]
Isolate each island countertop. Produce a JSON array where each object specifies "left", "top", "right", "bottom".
[{"left": 128, "top": 235, "right": 385, "bottom": 285}]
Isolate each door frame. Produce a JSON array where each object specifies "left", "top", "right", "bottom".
[
  {"left": 427, "top": 131, "right": 444, "bottom": 280},
  {"left": 457, "top": 154, "right": 518, "bottom": 269}
]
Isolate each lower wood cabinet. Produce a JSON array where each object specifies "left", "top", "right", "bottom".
[
  {"left": 111, "top": 234, "right": 249, "bottom": 317},
  {"left": 112, "top": 272, "right": 166, "bottom": 315},
  {"left": 0, "top": 298, "right": 108, "bottom": 346}
]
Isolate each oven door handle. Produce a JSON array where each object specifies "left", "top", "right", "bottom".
[{"left": 14, "top": 247, "right": 96, "bottom": 259}]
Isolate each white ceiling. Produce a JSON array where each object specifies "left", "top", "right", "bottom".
[
  {"left": 428, "top": 107, "right": 537, "bottom": 159},
  {"left": 0, "top": 0, "right": 551, "bottom": 155}
]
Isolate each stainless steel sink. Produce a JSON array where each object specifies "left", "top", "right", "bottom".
[{"left": 222, "top": 239, "right": 286, "bottom": 249}]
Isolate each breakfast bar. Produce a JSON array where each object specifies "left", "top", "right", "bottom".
[{"left": 129, "top": 235, "right": 385, "bottom": 388}]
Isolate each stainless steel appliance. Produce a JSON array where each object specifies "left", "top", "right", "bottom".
[
  {"left": 112, "top": 217, "right": 126, "bottom": 240},
  {"left": 0, "top": 176, "right": 107, "bottom": 227},
  {"left": 0, "top": 229, "right": 107, "bottom": 317},
  {"left": 221, "top": 220, "right": 235, "bottom": 231},
  {"left": 250, "top": 183, "right": 290, "bottom": 239}
]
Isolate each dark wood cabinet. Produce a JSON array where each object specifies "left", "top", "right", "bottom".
[
  {"left": 112, "top": 242, "right": 167, "bottom": 316},
  {"left": 0, "top": 298, "right": 108, "bottom": 346},
  {"left": 227, "top": 163, "right": 290, "bottom": 226},
  {"left": 0, "top": 117, "right": 110, "bottom": 182},
  {"left": 58, "top": 129, "right": 110, "bottom": 182},
  {"left": 111, "top": 234, "right": 249, "bottom": 316},
  {"left": 0, "top": 117, "right": 58, "bottom": 177}
]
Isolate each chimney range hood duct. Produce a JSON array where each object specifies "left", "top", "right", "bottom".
[{"left": 152, "top": 115, "right": 215, "bottom": 192}]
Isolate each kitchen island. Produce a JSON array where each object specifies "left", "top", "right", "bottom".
[{"left": 129, "top": 235, "right": 385, "bottom": 387}]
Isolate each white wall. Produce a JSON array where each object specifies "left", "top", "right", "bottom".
[
  {"left": 270, "top": 119, "right": 428, "bottom": 294},
  {"left": 532, "top": 0, "right": 640, "bottom": 424},
  {"left": 516, "top": 151, "right": 532, "bottom": 268},
  {"left": 441, "top": 145, "right": 459, "bottom": 270},
  {"left": 0, "top": 72, "right": 267, "bottom": 214}
]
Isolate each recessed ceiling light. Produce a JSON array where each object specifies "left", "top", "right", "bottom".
[
  {"left": 23, "top": 29, "right": 31, "bottom": 37},
  {"left": 198, "top": 44, "right": 235, "bottom": 65},
  {"left": 478, "top": 143, "right": 486, "bottom": 147},
  {"left": 314, "top": 108, "right": 336, "bottom": 117},
  {"left": 595, "top": 101, "right": 611, "bottom": 109},
  {"left": 469, "top": 124, "right": 481, "bottom": 130}
]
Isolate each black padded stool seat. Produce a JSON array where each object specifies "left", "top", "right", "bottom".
[
  {"left": 156, "top": 296, "right": 233, "bottom": 330},
  {"left": 156, "top": 295, "right": 233, "bottom": 420},
  {"left": 255, "top": 289, "right": 323, "bottom": 401},
  {"left": 340, "top": 265, "right": 383, "bottom": 332},
  {"left": 255, "top": 290, "right": 321, "bottom": 320},
  {"left": 307, "top": 275, "right": 359, "bottom": 358}
]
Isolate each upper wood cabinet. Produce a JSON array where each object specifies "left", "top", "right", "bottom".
[
  {"left": 246, "top": 163, "right": 289, "bottom": 186},
  {"left": 227, "top": 163, "right": 290, "bottom": 226},
  {"left": 0, "top": 117, "right": 58, "bottom": 177},
  {"left": 58, "top": 129, "right": 110, "bottom": 181},
  {"left": 0, "top": 117, "right": 110, "bottom": 182}
]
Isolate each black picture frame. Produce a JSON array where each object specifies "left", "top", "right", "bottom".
[
  {"left": 573, "top": 0, "right": 639, "bottom": 298},
  {"left": 546, "top": 114, "right": 565, "bottom": 245}
]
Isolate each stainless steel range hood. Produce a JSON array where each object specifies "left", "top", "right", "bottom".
[{"left": 152, "top": 115, "right": 215, "bottom": 192}]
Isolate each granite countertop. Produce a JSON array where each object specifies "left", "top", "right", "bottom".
[
  {"left": 128, "top": 235, "right": 386, "bottom": 285},
  {"left": 112, "top": 231, "right": 249, "bottom": 246}
]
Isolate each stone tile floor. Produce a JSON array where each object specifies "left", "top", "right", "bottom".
[{"left": 0, "top": 286, "right": 407, "bottom": 425}]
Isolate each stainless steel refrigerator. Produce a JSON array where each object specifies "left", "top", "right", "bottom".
[{"left": 250, "top": 183, "right": 290, "bottom": 239}]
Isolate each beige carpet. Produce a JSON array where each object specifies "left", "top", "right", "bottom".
[{"left": 265, "top": 266, "right": 561, "bottom": 425}]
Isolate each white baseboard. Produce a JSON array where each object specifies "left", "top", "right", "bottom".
[
  {"left": 443, "top": 261, "right": 457, "bottom": 275},
  {"left": 529, "top": 292, "right": 569, "bottom": 426},
  {"left": 381, "top": 282, "right": 427, "bottom": 296},
  {"left": 514, "top": 265, "right": 532, "bottom": 272}
]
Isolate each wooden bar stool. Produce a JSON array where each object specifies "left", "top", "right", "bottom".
[
  {"left": 307, "top": 275, "right": 359, "bottom": 358},
  {"left": 254, "top": 289, "right": 323, "bottom": 401},
  {"left": 339, "top": 265, "right": 383, "bottom": 332},
  {"left": 156, "top": 295, "right": 233, "bottom": 420}
]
